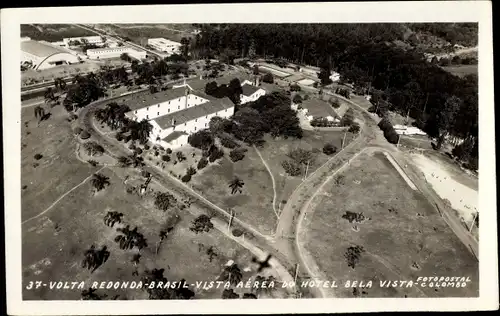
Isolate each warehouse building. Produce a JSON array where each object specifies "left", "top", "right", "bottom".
[
  {"left": 86, "top": 47, "right": 146, "bottom": 60},
  {"left": 147, "top": 38, "right": 182, "bottom": 55},
  {"left": 63, "top": 36, "right": 104, "bottom": 48},
  {"left": 124, "top": 79, "right": 235, "bottom": 149},
  {"left": 21, "top": 40, "right": 80, "bottom": 70}
]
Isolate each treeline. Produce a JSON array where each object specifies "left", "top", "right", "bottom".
[
  {"left": 193, "top": 23, "right": 478, "bottom": 170},
  {"left": 407, "top": 23, "right": 478, "bottom": 47}
]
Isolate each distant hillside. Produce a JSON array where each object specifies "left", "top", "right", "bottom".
[
  {"left": 21, "top": 24, "right": 96, "bottom": 42},
  {"left": 407, "top": 23, "right": 478, "bottom": 47}
]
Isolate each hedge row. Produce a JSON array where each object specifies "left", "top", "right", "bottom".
[{"left": 377, "top": 118, "right": 399, "bottom": 145}]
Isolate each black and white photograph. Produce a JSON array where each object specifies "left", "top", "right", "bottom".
[{"left": 2, "top": 1, "right": 497, "bottom": 314}]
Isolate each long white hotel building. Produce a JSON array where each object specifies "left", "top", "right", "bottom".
[{"left": 120, "top": 78, "right": 265, "bottom": 148}]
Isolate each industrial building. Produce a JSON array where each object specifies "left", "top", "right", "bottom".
[
  {"left": 124, "top": 79, "right": 237, "bottom": 149},
  {"left": 21, "top": 40, "right": 80, "bottom": 70},
  {"left": 86, "top": 47, "right": 147, "bottom": 60},
  {"left": 147, "top": 38, "right": 181, "bottom": 55},
  {"left": 63, "top": 36, "right": 104, "bottom": 47}
]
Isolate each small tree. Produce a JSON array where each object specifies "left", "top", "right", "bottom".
[
  {"left": 222, "top": 288, "right": 240, "bottom": 299},
  {"left": 90, "top": 173, "right": 110, "bottom": 193},
  {"left": 348, "top": 122, "right": 360, "bottom": 134},
  {"left": 340, "top": 108, "right": 355, "bottom": 127},
  {"left": 190, "top": 215, "right": 214, "bottom": 234},
  {"left": 344, "top": 245, "right": 365, "bottom": 269},
  {"left": 154, "top": 192, "right": 176, "bottom": 212},
  {"left": 181, "top": 174, "right": 192, "bottom": 183},
  {"left": 281, "top": 160, "right": 302, "bottom": 176},
  {"left": 161, "top": 154, "right": 171, "bottom": 162},
  {"left": 208, "top": 146, "right": 224, "bottom": 162},
  {"left": 290, "top": 84, "right": 301, "bottom": 92},
  {"left": 83, "top": 141, "right": 105, "bottom": 157},
  {"left": 262, "top": 73, "right": 273, "bottom": 83},
  {"left": 292, "top": 94, "right": 303, "bottom": 104},
  {"left": 228, "top": 177, "right": 245, "bottom": 194},
  {"left": 197, "top": 157, "right": 208, "bottom": 169},
  {"left": 323, "top": 143, "right": 337, "bottom": 155},
  {"left": 176, "top": 151, "right": 186, "bottom": 162},
  {"left": 229, "top": 148, "right": 247, "bottom": 162}
]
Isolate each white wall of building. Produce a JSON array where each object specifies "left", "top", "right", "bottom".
[
  {"left": 240, "top": 88, "right": 266, "bottom": 104},
  {"left": 87, "top": 47, "right": 146, "bottom": 60},
  {"left": 131, "top": 94, "right": 209, "bottom": 122}
]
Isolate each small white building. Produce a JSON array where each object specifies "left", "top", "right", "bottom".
[
  {"left": 86, "top": 47, "right": 147, "bottom": 60},
  {"left": 123, "top": 81, "right": 235, "bottom": 149},
  {"left": 329, "top": 71, "right": 340, "bottom": 82},
  {"left": 240, "top": 83, "right": 266, "bottom": 105},
  {"left": 393, "top": 125, "right": 427, "bottom": 136},
  {"left": 147, "top": 38, "right": 182, "bottom": 55}
]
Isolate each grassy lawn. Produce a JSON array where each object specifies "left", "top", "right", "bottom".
[
  {"left": 302, "top": 151, "right": 479, "bottom": 298},
  {"left": 95, "top": 24, "right": 194, "bottom": 44},
  {"left": 22, "top": 166, "right": 283, "bottom": 300},
  {"left": 189, "top": 146, "right": 277, "bottom": 236},
  {"left": 257, "top": 130, "right": 356, "bottom": 212},
  {"left": 21, "top": 104, "right": 99, "bottom": 221}
]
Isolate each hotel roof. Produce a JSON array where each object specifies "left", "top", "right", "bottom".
[
  {"left": 120, "top": 87, "right": 190, "bottom": 112},
  {"left": 154, "top": 95, "right": 234, "bottom": 129},
  {"left": 162, "top": 131, "right": 188, "bottom": 143},
  {"left": 241, "top": 84, "right": 261, "bottom": 97}
]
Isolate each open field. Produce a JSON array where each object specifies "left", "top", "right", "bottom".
[
  {"left": 21, "top": 104, "right": 100, "bottom": 222},
  {"left": 441, "top": 65, "right": 478, "bottom": 78},
  {"left": 21, "top": 24, "right": 97, "bottom": 41},
  {"left": 257, "top": 130, "right": 356, "bottom": 215},
  {"left": 302, "top": 151, "right": 478, "bottom": 298},
  {"left": 22, "top": 166, "right": 283, "bottom": 300},
  {"left": 189, "top": 147, "right": 277, "bottom": 236},
  {"left": 92, "top": 24, "right": 194, "bottom": 45}
]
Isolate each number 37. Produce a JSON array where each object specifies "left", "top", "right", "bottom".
[{"left": 25, "top": 281, "right": 42, "bottom": 290}]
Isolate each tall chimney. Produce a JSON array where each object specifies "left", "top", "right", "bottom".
[
  {"left": 184, "top": 87, "right": 189, "bottom": 109},
  {"left": 256, "top": 76, "right": 260, "bottom": 86}
]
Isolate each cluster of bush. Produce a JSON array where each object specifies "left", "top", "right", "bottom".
[
  {"left": 335, "top": 88, "right": 351, "bottom": 99},
  {"left": 330, "top": 99, "right": 341, "bottom": 109},
  {"left": 182, "top": 166, "right": 197, "bottom": 183},
  {"left": 219, "top": 134, "right": 240, "bottom": 149},
  {"left": 377, "top": 118, "right": 400, "bottom": 144},
  {"left": 281, "top": 160, "right": 302, "bottom": 176},
  {"left": 229, "top": 148, "right": 248, "bottom": 162},
  {"left": 310, "top": 117, "right": 339, "bottom": 128},
  {"left": 322, "top": 143, "right": 337, "bottom": 155}
]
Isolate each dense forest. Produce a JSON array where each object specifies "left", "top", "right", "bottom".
[
  {"left": 407, "top": 23, "right": 478, "bottom": 47},
  {"left": 191, "top": 23, "right": 478, "bottom": 170}
]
